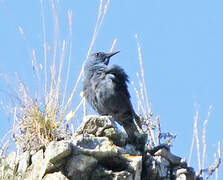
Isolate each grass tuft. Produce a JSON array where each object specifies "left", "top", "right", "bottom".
[{"left": 6, "top": 0, "right": 112, "bottom": 152}]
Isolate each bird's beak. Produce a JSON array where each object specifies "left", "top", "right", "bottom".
[{"left": 105, "top": 51, "right": 120, "bottom": 58}]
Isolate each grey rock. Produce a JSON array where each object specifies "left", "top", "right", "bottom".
[
  {"left": 72, "top": 134, "right": 141, "bottom": 158},
  {"left": 91, "top": 166, "right": 133, "bottom": 180},
  {"left": 75, "top": 115, "right": 127, "bottom": 146},
  {"left": 17, "top": 151, "right": 30, "bottom": 173},
  {"left": 75, "top": 115, "right": 114, "bottom": 135},
  {"left": 44, "top": 140, "right": 71, "bottom": 163},
  {"left": 6, "top": 151, "right": 18, "bottom": 170},
  {"left": 26, "top": 158, "right": 47, "bottom": 180},
  {"left": 26, "top": 143, "right": 67, "bottom": 180},
  {"left": 66, "top": 154, "right": 97, "bottom": 180},
  {"left": 154, "top": 148, "right": 182, "bottom": 166},
  {"left": 31, "top": 149, "right": 43, "bottom": 165},
  {"left": 23, "top": 149, "right": 44, "bottom": 180},
  {"left": 43, "top": 171, "right": 69, "bottom": 180},
  {"left": 26, "top": 158, "right": 65, "bottom": 180},
  {"left": 45, "top": 158, "right": 66, "bottom": 173},
  {"left": 1, "top": 114, "right": 204, "bottom": 180},
  {"left": 103, "top": 127, "right": 127, "bottom": 147},
  {"left": 120, "top": 144, "right": 138, "bottom": 155},
  {"left": 142, "top": 153, "right": 169, "bottom": 180},
  {"left": 0, "top": 152, "right": 18, "bottom": 179},
  {"left": 154, "top": 156, "right": 170, "bottom": 177},
  {"left": 176, "top": 168, "right": 197, "bottom": 180},
  {"left": 72, "top": 135, "right": 121, "bottom": 159},
  {"left": 123, "top": 155, "right": 142, "bottom": 180},
  {"left": 71, "top": 135, "right": 142, "bottom": 179}
]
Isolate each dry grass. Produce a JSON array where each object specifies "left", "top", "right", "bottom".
[
  {"left": 11, "top": 0, "right": 71, "bottom": 151},
  {"left": 133, "top": 34, "right": 155, "bottom": 146},
  {"left": 13, "top": 78, "right": 62, "bottom": 151},
  {"left": 188, "top": 106, "right": 221, "bottom": 179},
  {"left": 3, "top": 0, "right": 112, "bottom": 152},
  {"left": 133, "top": 34, "right": 176, "bottom": 148}
]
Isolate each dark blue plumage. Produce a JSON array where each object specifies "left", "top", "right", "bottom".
[{"left": 83, "top": 51, "right": 143, "bottom": 145}]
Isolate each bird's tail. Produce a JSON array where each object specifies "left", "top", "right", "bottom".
[
  {"left": 122, "top": 120, "right": 147, "bottom": 151},
  {"left": 129, "top": 103, "right": 142, "bottom": 129},
  {"left": 123, "top": 120, "right": 139, "bottom": 142}
]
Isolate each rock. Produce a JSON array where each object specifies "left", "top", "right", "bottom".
[
  {"left": 43, "top": 171, "right": 69, "bottom": 180},
  {"left": 0, "top": 115, "right": 205, "bottom": 180},
  {"left": 31, "top": 149, "right": 43, "bottom": 165},
  {"left": 142, "top": 153, "right": 169, "bottom": 180},
  {"left": 26, "top": 157, "right": 66, "bottom": 180},
  {"left": 71, "top": 134, "right": 144, "bottom": 179},
  {"left": 6, "top": 151, "right": 18, "bottom": 170},
  {"left": 72, "top": 135, "right": 121, "bottom": 159},
  {"left": 66, "top": 154, "right": 97, "bottom": 180},
  {"left": 45, "top": 159, "right": 66, "bottom": 173},
  {"left": 26, "top": 142, "right": 68, "bottom": 180},
  {"left": 23, "top": 149, "right": 44, "bottom": 180},
  {"left": 0, "top": 152, "right": 18, "bottom": 179},
  {"left": 122, "top": 154, "right": 142, "bottom": 180},
  {"left": 154, "top": 148, "right": 182, "bottom": 166},
  {"left": 91, "top": 166, "right": 133, "bottom": 180},
  {"left": 142, "top": 149, "right": 201, "bottom": 180},
  {"left": 121, "top": 144, "right": 138, "bottom": 154},
  {"left": 75, "top": 115, "right": 114, "bottom": 135},
  {"left": 75, "top": 115, "right": 127, "bottom": 146},
  {"left": 176, "top": 167, "right": 197, "bottom": 180},
  {"left": 17, "top": 151, "right": 30, "bottom": 173},
  {"left": 27, "top": 158, "right": 47, "bottom": 180},
  {"left": 154, "top": 156, "right": 170, "bottom": 177},
  {"left": 103, "top": 127, "right": 127, "bottom": 147},
  {"left": 44, "top": 140, "right": 72, "bottom": 163}
]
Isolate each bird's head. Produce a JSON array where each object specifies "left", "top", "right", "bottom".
[{"left": 90, "top": 51, "right": 120, "bottom": 65}]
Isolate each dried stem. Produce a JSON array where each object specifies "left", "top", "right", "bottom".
[
  {"left": 40, "top": 0, "right": 48, "bottom": 102},
  {"left": 110, "top": 38, "right": 118, "bottom": 52},
  {"left": 62, "top": 10, "right": 73, "bottom": 107},
  {"left": 201, "top": 141, "right": 221, "bottom": 179},
  {"left": 135, "top": 34, "right": 151, "bottom": 115},
  {"left": 192, "top": 111, "right": 201, "bottom": 171},
  {"left": 156, "top": 116, "right": 161, "bottom": 145}
]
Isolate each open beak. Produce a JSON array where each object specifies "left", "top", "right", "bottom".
[{"left": 105, "top": 51, "right": 120, "bottom": 58}]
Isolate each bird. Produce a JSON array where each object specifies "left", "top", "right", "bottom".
[{"left": 83, "top": 51, "right": 145, "bottom": 147}]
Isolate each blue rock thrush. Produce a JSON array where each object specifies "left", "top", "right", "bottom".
[{"left": 83, "top": 51, "right": 145, "bottom": 148}]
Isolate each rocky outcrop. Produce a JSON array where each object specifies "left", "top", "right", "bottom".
[{"left": 0, "top": 115, "right": 202, "bottom": 180}]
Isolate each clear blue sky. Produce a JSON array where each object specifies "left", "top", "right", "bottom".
[{"left": 0, "top": 0, "right": 222, "bottom": 177}]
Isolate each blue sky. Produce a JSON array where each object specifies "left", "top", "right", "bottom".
[{"left": 0, "top": 0, "right": 222, "bottom": 177}]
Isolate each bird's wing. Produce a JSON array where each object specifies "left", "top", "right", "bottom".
[
  {"left": 106, "top": 65, "right": 129, "bottom": 83},
  {"left": 103, "top": 65, "right": 134, "bottom": 120},
  {"left": 105, "top": 65, "right": 130, "bottom": 99}
]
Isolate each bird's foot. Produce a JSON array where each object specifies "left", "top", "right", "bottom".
[{"left": 128, "top": 132, "right": 148, "bottom": 152}]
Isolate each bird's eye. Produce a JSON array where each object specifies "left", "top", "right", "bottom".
[{"left": 95, "top": 53, "right": 99, "bottom": 57}]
